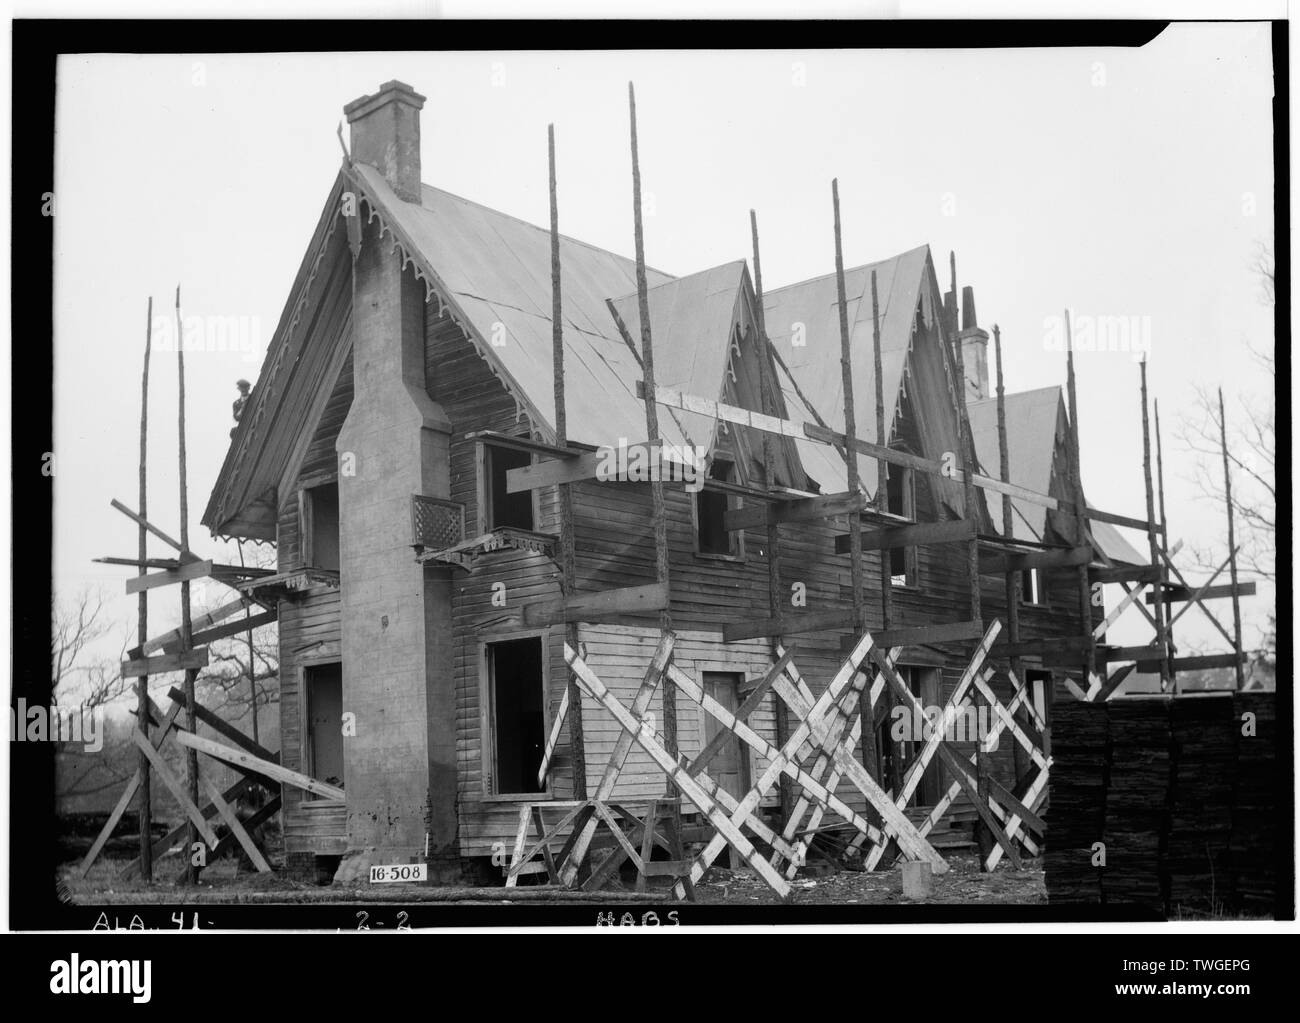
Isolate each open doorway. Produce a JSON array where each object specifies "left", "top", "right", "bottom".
[
  {"left": 304, "top": 662, "right": 344, "bottom": 795},
  {"left": 487, "top": 637, "right": 547, "bottom": 795}
]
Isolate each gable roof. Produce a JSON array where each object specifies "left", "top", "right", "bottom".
[
  {"left": 763, "top": 244, "right": 949, "bottom": 499},
  {"left": 968, "top": 384, "right": 1146, "bottom": 565}
]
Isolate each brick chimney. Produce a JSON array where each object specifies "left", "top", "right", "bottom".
[
  {"left": 335, "top": 82, "right": 457, "bottom": 882},
  {"left": 344, "top": 80, "right": 426, "bottom": 203},
  {"left": 956, "top": 285, "right": 990, "bottom": 402}
]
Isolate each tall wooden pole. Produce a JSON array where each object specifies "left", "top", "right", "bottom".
[
  {"left": 628, "top": 83, "right": 677, "bottom": 767},
  {"left": 1139, "top": 361, "right": 1171, "bottom": 691},
  {"left": 995, "top": 325, "right": 1030, "bottom": 789},
  {"left": 952, "top": 253, "right": 989, "bottom": 864},
  {"left": 1218, "top": 388, "right": 1246, "bottom": 689},
  {"left": 176, "top": 286, "right": 200, "bottom": 885},
  {"left": 237, "top": 540, "right": 259, "bottom": 746},
  {"left": 1154, "top": 398, "right": 1174, "bottom": 666},
  {"left": 832, "top": 179, "right": 864, "bottom": 634},
  {"left": 872, "top": 270, "right": 891, "bottom": 631},
  {"left": 1064, "top": 310, "right": 1096, "bottom": 687},
  {"left": 551, "top": 124, "right": 587, "bottom": 798},
  {"left": 136, "top": 297, "right": 154, "bottom": 881},
  {"left": 750, "top": 209, "right": 793, "bottom": 819}
]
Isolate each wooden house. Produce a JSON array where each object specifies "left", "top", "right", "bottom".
[{"left": 202, "top": 80, "right": 1143, "bottom": 882}]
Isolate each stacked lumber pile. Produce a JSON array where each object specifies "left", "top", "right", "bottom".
[
  {"left": 1102, "top": 700, "right": 1169, "bottom": 911},
  {"left": 1042, "top": 699, "right": 1108, "bottom": 903},
  {"left": 1229, "top": 692, "right": 1277, "bottom": 914},
  {"left": 1166, "top": 696, "right": 1235, "bottom": 912},
  {"left": 1046, "top": 692, "right": 1278, "bottom": 916}
]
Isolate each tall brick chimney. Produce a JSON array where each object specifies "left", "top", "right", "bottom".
[
  {"left": 956, "top": 285, "right": 990, "bottom": 403},
  {"left": 335, "top": 83, "right": 458, "bottom": 883},
  {"left": 344, "top": 80, "right": 426, "bottom": 203}
]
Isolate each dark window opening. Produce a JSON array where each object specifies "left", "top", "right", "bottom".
[
  {"left": 1021, "top": 568, "right": 1046, "bottom": 606},
  {"left": 301, "top": 481, "right": 340, "bottom": 571},
  {"left": 886, "top": 463, "right": 917, "bottom": 586},
  {"left": 696, "top": 459, "right": 739, "bottom": 557},
  {"left": 488, "top": 637, "right": 546, "bottom": 795},
  {"left": 305, "top": 662, "right": 344, "bottom": 796},
  {"left": 485, "top": 445, "right": 534, "bottom": 531}
]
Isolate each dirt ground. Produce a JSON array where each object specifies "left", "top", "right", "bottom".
[{"left": 62, "top": 851, "right": 1044, "bottom": 906}]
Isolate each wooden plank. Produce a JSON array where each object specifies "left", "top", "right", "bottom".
[
  {"left": 120, "top": 649, "right": 208, "bottom": 678},
  {"left": 1136, "top": 653, "right": 1248, "bottom": 673},
  {"left": 132, "top": 729, "right": 220, "bottom": 847},
  {"left": 940, "top": 743, "right": 1023, "bottom": 868},
  {"left": 1091, "top": 564, "right": 1163, "bottom": 584},
  {"left": 521, "top": 582, "right": 669, "bottom": 627},
  {"left": 558, "top": 633, "right": 674, "bottom": 887},
  {"left": 871, "top": 620, "right": 985, "bottom": 648},
  {"left": 188, "top": 609, "right": 278, "bottom": 648},
  {"left": 1085, "top": 507, "right": 1162, "bottom": 534},
  {"left": 463, "top": 429, "right": 583, "bottom": 460},
  {"left": 834, "top": 518, "right": 974, "bottom": 555},
  {"left": 110, "top": 498, "right": 196, "bottom": 557},
  {"left": 505, "top": 440, "right": 674, "bottom": 493},
  {"left": 131, "top": 596, "right": 255, "bottom": 659},
  {"left": 648, "top": 387, "right": 1149, "bottom": 527},
  {"left": 566, "top": 645, "right": 793, "bottom": 900},
  {"left": 124, "top": 559, "right": 214, "bottom": 594},
  {"left": 1092, "top": 663, "right": 1135, "bottom": 702},
  {"left": 723, "top": 491, "right": 867, "bottom": 532},
  {"left": 172, "top": 729, "right": 346, "bottom": 800},
  {"left": 991, "top": 635, "right": 1092, "bottom": 659},
  {"left": 75, "top": 702, "right": 183, "bottom": 878},
  {"left": 94, "top": 556, "right": 182, "bottom": 569},
  {"left": 164, "top": 687, "right": 278, "bottom": 764},
  {"left": 723, "top": 608, "right": 854, "bottom": 643},
  {"left": 199, "top": 774, "right": 271, "bottom": 873},
  {"left": 979, "top": 545, "right": 1092, "bottom": 575},
  {"left": 1150, "top": 581, "right": 1256, "bottom": 605},
  {"left": 536, "top": 685, "right": 570, "bottom": 787}
]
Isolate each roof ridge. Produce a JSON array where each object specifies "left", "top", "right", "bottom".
[
  {"left": 765, "top": 243, "right": 931, "bottom": 296},
  {"left": 418, "top": 180, "right": 677, "bottom": 281}
]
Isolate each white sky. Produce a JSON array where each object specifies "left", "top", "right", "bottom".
[{"left": 51, "top": 26, "right": 1276, "bottom": 663}]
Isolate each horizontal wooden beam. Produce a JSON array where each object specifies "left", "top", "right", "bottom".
[
  {"left": 1086, "top": 507, "right": 1163, "bottom": 534},
  {"left": 464, "top": 430, "right": 585, "bottom": 461},
  {"left": 991, "top": 635, "right": 1092, "bottom": 659},
  {"left": 1146, "top": 581, "right": 1256, "bottom": 604},
  {"left": 130, "top": 596, "right": 256, "bottom": 659},
  {"left": 94, "top": 555, "right": 183, "bottom": 570},
  {"left": 872, "top": 620, "right": 985, "bottom": 648},
  {"left": 1090, "top": 564, "right": 1162, "bottom": 584},
  {"left": 188, "top": 609, "right": 278, "bottom": 648},
  {"left": 724, "top": 491, "right": 867, "bottom": 532},
  {"left": 120, "top": 649, "right": 208, "bottom": 678},
  {"left": 173, "top": 729, "right": 346, "bottom": 801},
  {"left": 723, "top": 609, "right": 856, "bottom": 643},
  {"left": 1135, "top": 652, "right": 1249, "bottom": 674},
  {"left": 1098, "top": 644, "right": 1167, "bottom": 663},
  {"left": 124, "top": 559, "right": 214, "bottom": 594},
  {"left": 521, "top": 583, "right": 670, "bottom": 627},
  {"left": 506, "top": 441, "right": 680, "bottom": 494},
  {"left": 979, "top": 546, "right": 1091, "bottom": 575},
  {"left": 835, "top": 518, "right": 974, "bottom": 555}
]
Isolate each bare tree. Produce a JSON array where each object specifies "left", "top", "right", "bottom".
[
  {"left": 1177, "top": 239, "right": 1276, "bottom": 672},
  {"left": 51, "top": 588, "right": 130, "bottom": 709}
]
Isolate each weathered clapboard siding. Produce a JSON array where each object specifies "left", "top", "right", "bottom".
[
  {"left": 275, "top": 350, "right": 352, "bottom": 854},
  {"left": 424, "top": 303, "right": 573, "bottom": 857}
]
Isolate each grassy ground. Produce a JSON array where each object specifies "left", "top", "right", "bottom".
[{"left": 61, "top": 850, "right": 1044, "bottom": 905}]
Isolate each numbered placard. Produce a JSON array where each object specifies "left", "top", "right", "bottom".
[{"left": 369, "top": 863, "right": 427, "bottom": 884}]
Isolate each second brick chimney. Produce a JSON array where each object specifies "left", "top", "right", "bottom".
[{"left": 344, "top": 80, "right": 426, "bottom": 203}]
